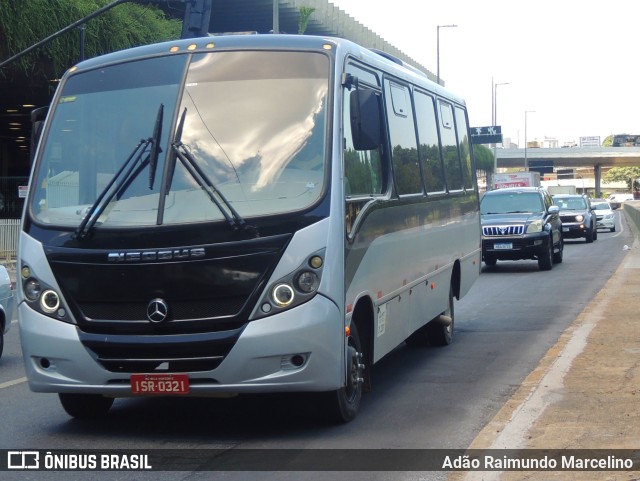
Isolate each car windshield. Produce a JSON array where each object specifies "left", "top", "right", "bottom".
[
  {"left": 592, "top": 202, "right": 612, "bottom": 211},
  {"left": 30, "top": 50, "right": 330, "bottom": 227},
  {"left": 553, "top": 197, "right": 587, "bottom": 210},
  {"left": 480, "top": 192, "right": 545, "bottom": 214}
]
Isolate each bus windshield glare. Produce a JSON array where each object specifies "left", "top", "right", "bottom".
[{"left": 31, "top": 51, "right": 329, "bottom": 227}]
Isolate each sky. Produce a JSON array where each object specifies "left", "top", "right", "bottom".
[{"left": 329, "top": 0, "right": 640, "bottom": 147}]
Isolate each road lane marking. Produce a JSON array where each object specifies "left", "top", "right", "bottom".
[{"left": 0, "top": 377, "right": 27, "bottom": 389}]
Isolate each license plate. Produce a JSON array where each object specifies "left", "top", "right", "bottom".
[
  {"left": 563, "top": 227, "right": 569, "bottom": 232},
  {"left": 130, "top": 373, "right": 190, "bottom": 395},
  {"left": 494, "top": 242, "right": 513, "bottom": 250}
]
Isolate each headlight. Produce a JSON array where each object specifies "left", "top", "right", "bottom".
[
  {"left": 256, "top": 249, "right": 326, "bottom": 318},
  {"left": 575, "top": 215, "right": 584, "bottom": 222},
  {"left": 527, "top": 220, "right": 543, "bottom": 233},
  {"left": 296, "top": 271, "right": 320, "bottom": 293},
  {"left": 40, "top": 290, "right": 61, "bottom": 313},
  {"left": 20, "top": 264, "right": 68, "bottom": 321},
  {"left": 272, "top": 284, "right": 295, "bottom": 307},
  {"left": 24, "top": 278, "right": 42, "bottom": 301}
]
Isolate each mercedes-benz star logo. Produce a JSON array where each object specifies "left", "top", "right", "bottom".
[{"left": 147, "top": 298, "right": 169, "bottom": 323}]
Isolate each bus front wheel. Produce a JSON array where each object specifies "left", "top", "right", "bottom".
[
  {"left": 321, "top": 323, "right": 364, "bottom": 423},
  {"left": 59, "top": 393, "right": 114, "bottom": 419}
]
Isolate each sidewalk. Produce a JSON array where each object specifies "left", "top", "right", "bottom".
[{"left": 449, "top": 205, "right": 640, "bottom": 481}]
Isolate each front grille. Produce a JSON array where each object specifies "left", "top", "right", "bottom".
[
  {"left": 560, "top": 215, "right": 580, "bottom": 223},
  {"left": 79, "top": 297, "right": 246, "bottom": 321},
  {"left": 79, "top": 327, "right": 244, "bottom": 373},
  {"left": 482, "top": 225, "right": 525, "bottom": 236}
]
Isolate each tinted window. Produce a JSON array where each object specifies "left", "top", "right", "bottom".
[
  {"left": 455, "top": 106, "right": 474, "bottom": 190},
  {"left": 343, "top": 87, "right": 384, "bottom": 196},
  {"left": 439, "top": 100, "right": 463, "bottom": 191},
  {"left": 385, "top": 80, "right": 421, "bottom": 195},
  {"left": 414, "top": 91, "right": 445, "bottom": 193}
]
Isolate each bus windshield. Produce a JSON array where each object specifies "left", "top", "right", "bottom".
[{"left": 30, "top": 50, "right": 329, "bottom": 227}]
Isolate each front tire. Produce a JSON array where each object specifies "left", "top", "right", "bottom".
[
  {"left": 59, "top": 393, "right": 114, "bottom": 419},
  {"left": 553, "top": 236, "right": 563, "bottom": 264},
  {"left": 321, "top": 323, "right": 364, "bottom": 423},
  {"left": 538, "top": 237, "right": 553, "bottom": 271}
]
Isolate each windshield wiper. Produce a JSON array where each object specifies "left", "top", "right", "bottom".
[
  {"left": 157, "top": 108, "right": 258, "bottom": 236},
  {"left": 75, "top": 104, "right": 164, "bottom": 240}
]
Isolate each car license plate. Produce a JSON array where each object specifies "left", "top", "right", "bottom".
[
  {"left": 494, "top": 242, "right": 512, "bottom": 250},
  {"left": 563, "top": 227, "right": 569, "bottom": 232},
  {"left": 130, "top": 373, "right": 190, "bottom": 395}
]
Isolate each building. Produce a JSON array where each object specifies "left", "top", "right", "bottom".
[{"left": 0, "top": 0, "right": 436, "bottom": 221}]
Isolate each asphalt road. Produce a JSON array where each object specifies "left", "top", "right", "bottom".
[{"left": 0, "top": 210, "right": 633, "bottom": 481}]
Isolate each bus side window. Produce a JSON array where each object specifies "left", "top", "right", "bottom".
[
  {"left": 454, "top": 106, "right": 475, "bottom": 191},
  {"left": 414, "top": 91, "right": 446, "bottom": 194},
  {"left": 343, "top": 87, "right": 383, "bottom": 197},
  {"left": 439, "top": 100, "right": 463, "bottom": 191},
  {"left": 384, "top": 80, "right": 421, "bottom": 196}
]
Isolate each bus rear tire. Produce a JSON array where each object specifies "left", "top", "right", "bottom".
[
  {"left": 427, "top": 287, "right": 454, "bottom": 346},
  {"left": 59, "top": 393, "right": 114, "bottom": 419},
  {"left": 321, "top": 323, "right": 363, "bottom": 423}
]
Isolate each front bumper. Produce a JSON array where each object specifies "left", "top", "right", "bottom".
[
  {"left": 482, "top": 231, "right": 550, "bottom": 261},
  {"left": 596, "top": 217, "right": 615, "bottom": 229},
  {"left": 18, "top": 295, "right": 344, "bottom": 396},
  {"left": 561, "top": 222, "right": 588, "bottom": 238}
]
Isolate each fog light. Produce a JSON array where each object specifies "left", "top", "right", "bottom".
[
  {"left": 272, "top": 284, "right": 294, "bottom": 307},
  {"left": 40, "top": 289, "right": 60, "bottom": 313}
]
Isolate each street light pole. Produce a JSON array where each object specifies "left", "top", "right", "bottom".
[
  {"left": 524, "top": 110, "right": 536, "bottom": 171},
  {"left": 437, "top": 24, "right": 457, "bottom": 85},
  {"left": 493, "top": 81, "right": 509, "bottom": 127}
]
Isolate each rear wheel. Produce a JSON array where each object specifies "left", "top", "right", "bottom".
[
  {"left": 427, "top": 286, "right": 455, "bottom": 346},
  {"left": 321, "top": 323, "right": 363, "bottom": 423},
  {"left": 59, "top": 393, "right": 114, "bottom": 419}
]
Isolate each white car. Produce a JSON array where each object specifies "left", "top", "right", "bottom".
[
  {"left": 592, "top": 200, "right": 616, "bottom": 232},
  {"left": 0, "top": 264, "right": 14, "bottom": 359},
  {"left": 607, "top": 193, "right": 634, "bottom": 209}
]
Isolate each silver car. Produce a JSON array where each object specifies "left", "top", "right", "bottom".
[
  {"left": 0, "top": 264, "right": 15, "bottom": 359},
  {"left": 592, "top": 200, "right": 616, "bottom": 232}
]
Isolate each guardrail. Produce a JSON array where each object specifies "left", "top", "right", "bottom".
[{"left": 622, "top": 202, "right": 640, "bottom": 234}]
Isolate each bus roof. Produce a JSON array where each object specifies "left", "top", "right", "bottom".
[{"left": 69, "top": 34, "right": 466, "bottom": 106}]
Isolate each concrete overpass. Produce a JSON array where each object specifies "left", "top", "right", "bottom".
[{"left": 494, "top": 147, "right": 640, "bottom": 196}]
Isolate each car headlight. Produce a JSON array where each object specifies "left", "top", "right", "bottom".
[
  {"left": 575, "top": 215, "right": 584, "bottom": 222},
  {"left": 527, "top": 220, "right": 543, "bottom": 233}
]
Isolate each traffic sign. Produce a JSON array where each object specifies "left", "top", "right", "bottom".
[{"left": 471, "top": 126, "right": 502, "bottom": 144}]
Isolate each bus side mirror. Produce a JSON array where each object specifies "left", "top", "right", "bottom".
[
  {"left": 30, "top": 106, "right": 49, "bottom": 166},
  {"left": 350, "top": 88, "right": 381, "bottom": 151}
]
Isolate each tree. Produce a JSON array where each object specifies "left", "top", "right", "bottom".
[
  {"left": 298, "top": 6, "right": 315, "bottom": 34},
  {"left": 473, "top": 144, "right": 495, "bottom": 174},
  {"left": 0, "top": 0, "right": 181, "bottom": 85},
  {"left": 603, "top": 166, "right": 640, "bottom": 190}
]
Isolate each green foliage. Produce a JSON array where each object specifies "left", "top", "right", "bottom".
[
  {"left": 473, "top": 144, "right": 495, "bottom": 174},
  {"left": 603, "top": 166, "right": 640, "bottom": 190},
  {"left": 0, "top": 0, "right": 181, "bottom": 82},
  {"left": 298, "top": 6, "right": 315, "bottom": 34},
  {"left": 602, "top": 135, "right": 613, "bottom": 147}
]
